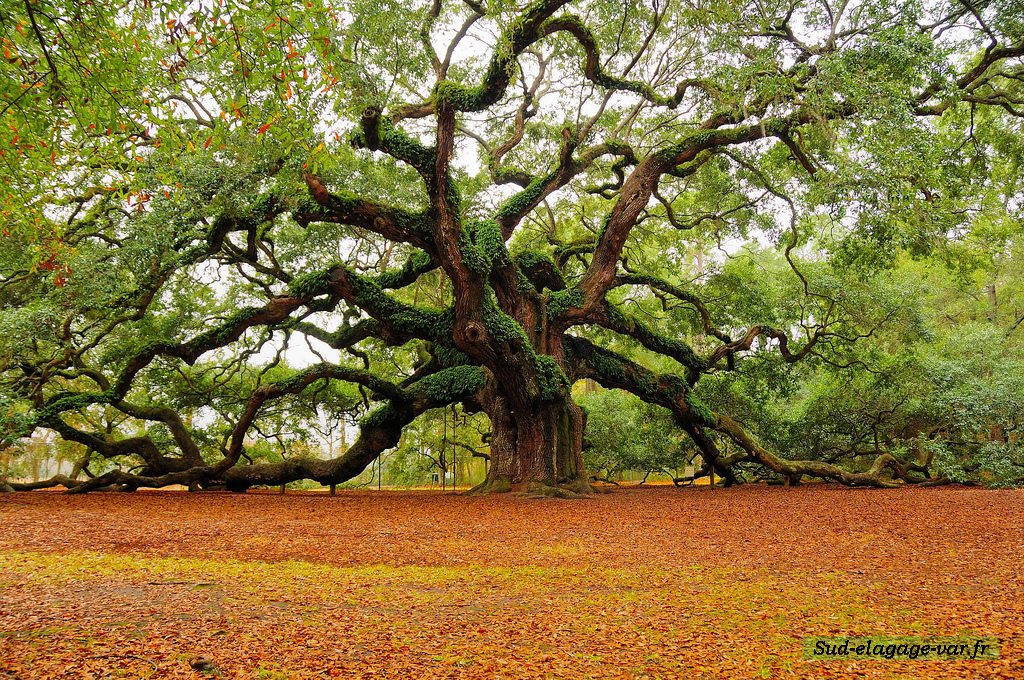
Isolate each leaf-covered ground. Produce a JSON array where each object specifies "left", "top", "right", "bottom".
[{"left": 1, "top": 485, "right": 1021, "bottom": 679}]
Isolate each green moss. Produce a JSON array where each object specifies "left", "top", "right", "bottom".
[
  {"left": 552, "top": 242, "right": 596, "bottom": 263},
  {"left": 373, "top": 270, "right": 404, "bottom": 290},
  {"left": 205, "top": 215, "right": 232, "bottom": 248},
  {"left": 343, "top": 267, "right": 445, "bottom": 337},
  {"left": 654, "top": 120, "right": 786, "bottom": 167},
  {"left": 189, "top": 307, "right": 265, "bottom": 348},
  {"left": 588, "top": 349, "right": 626, "bottom": 382},
  {"left": 432, "top": 79, "right": 487, "bottom": 112},
  {"left": 393, "top": 208, "right": 431, "bottom": 235},
  {"left": 669, "top": 339, "right": 706, "bottom": 371},
  {"left": 360, "top": 403, "right": 403, "bottom": 429},
  {"left": 606, "top": 304, "right": 708, "bottom": 373},
  {"left": 684, "top": 389, "right": 716, "bottom": 427},
  {"left": 662, "top": 338, "right": 707, "bottom": 372},
  {"left": 596, "top": 211, "right": 614, "bottom": 243},
  {"left": 475, "top": 220, "right": 509, "bottom": 265},
  {"left": 294, "top": 188, "right": 364, "bottom": 223},
  {"left": 37, "top": 390, "right": 118, "bottom": 421},
  {"left": 407, "top": 249, "right": 433, "bottom": 270},
  {"left": 547, "top": 288, "right": 584, "bottom": 320},
  {"left": 374, "top": 250, "right": 434, "bottom": 290},
  {"left": 653, "top": 130, "right": 717, "bottom": 165},
  {"left": 140, "top": 339, "right": 175, "bottom": 356},
  {"left": 453, "top": 221, "right": 511, "bottom": 277},
  {"left": 634, "top": 372, "right": 657, "bottom": 396},
  {"left": 441, "top": 177, "right": 463, "bottom": 214},
  {"left": 458, "top": 229, "right": 491, "bottom": 276},
  {"left": 606, "top": 303, "right": 628, "bottom": 327},
  {"left": 433, "top": 343, "right": 471, "bottom": 368},
  {"left": 290, "top": 265, "right": 450, "bottom": 345},
  {"left": 544, "top": 15, "right": 663, "bottom": 103},
  {"left": 276, "top": 371, "right": 312, "bottom": 393},
  {"left": 513, "top": 250, "right": 556, "bottom": 271},
  {"left": 432, "top": 34, "right": 518, "bottom": 113},
  {"left": 324, "top": 190, "right": 365, "bottom": 215},
  {"left": 293, "top": 194, "right": 321, "bottom": 215},
  {"left": 378, "top": 118, "right": 435, "bottom": 173},
  {"left": 417, "top": 366, "right": 488, "bottom": 401},
  {"left": 533, "top": 354, "right": 568, "bottom": 402},
  {"left": 515, "top": 269, "right": 535, "bottom": 293},
  {"left": 497, "top": 176, "right": 546, "bottom": 220},
  {"left": 660, "top": 375, "right": 687, "bottom": 399},
  {"left": 360, "top": 367, "right": 487, "bottom": 430},
  {"left": 288, "top": 270, "right": 332, "bottom": 298},
  {"left": 425, "top": 0, "right": 581, "bottom": 115},
  {"left": 391, "top": 307, "right": 445, "bottom": 338},
  {"left": 482, "top": 290, "right": 528, "bottom": 344}
]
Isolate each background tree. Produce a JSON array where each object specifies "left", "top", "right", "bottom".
[
  {"left": 580, "top": 389, "right": 698, "bottom": 484},
  {"left": 1, "top": 0, "right": 1022, "bottom": 494}
]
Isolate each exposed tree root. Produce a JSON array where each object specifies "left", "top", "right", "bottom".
[
  {"left": 466, "top": 475, "right": 598, "bottom": 497},
  {"left": 465, "top": 476, "right": 513, "bottom": 495}
]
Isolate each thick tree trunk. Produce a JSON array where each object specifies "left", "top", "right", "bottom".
[{"left": 471, "top": 393, "right": 591, "bottom": 496}]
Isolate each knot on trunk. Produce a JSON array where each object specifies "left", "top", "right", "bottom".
[
  {"left": 464, "top": 321, "right": 486, "bottom": 344},
  {"left": 360, "top": 106, "right": 381, "bottom": 151},
  {"left": 302, "top": 172, "right": 330, "bottom": 206}
]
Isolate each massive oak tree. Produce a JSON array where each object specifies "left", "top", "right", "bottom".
[{"left": 1, "top": 0, "right": 1022, "bottom": 493}]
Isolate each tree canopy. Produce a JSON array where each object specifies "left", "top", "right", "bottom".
[{"left": 1, "top": 0, "right": 1022, "bottom": 494}]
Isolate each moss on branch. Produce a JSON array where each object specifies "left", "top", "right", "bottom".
[
  {"left": 475, "top": 220, "right": 509, "bottom": 265},
  {"left": 374, "top": 250, "right": 436, "bottom": 290},
  {"left": 354, "top": 113, "right": 436, "bottom": 175},
  {"left": 684, "top": 390, "right": 716, "bottom": 427},
  {"left": 533, "top": 354, "right": 569, "bottom": 401},
  {"left": 359, "top": 403, "right": 405, "bottom": 429},
  {"left": 604, "top": 304, "right": 708, "bottom": 373},
  {"left": 427, "top": 0, "right": 567, "bottom": 113},
  {"left": 482, "top": 290, "right": 529, "bottom": 344},
  {"left": 188, "top": 307, "right": 267, "bottom": 349},
  {"left": 547, "top": 288, "right": 584, "bottom": 320},
  {"left": 36, "top": 390, "right": 118, "bottom": 421},
  {"left": 496, "top": 176, "right": 547, "bottom": 221},
  {"left": 514, "top": 250, "right": 556, "bottom": 271},
  {"left": 415, "top": 365, "right": 488, "bottom": 401},
  {"left": 288, "top": 270, "right": 332, "bottom": 298}
]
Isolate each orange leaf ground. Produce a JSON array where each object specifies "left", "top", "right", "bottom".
[{"left": 1, "top": 485, "right": 1022, "bottom": 679}]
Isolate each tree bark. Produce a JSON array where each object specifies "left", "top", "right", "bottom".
[{"left": 471, "top": 391, "right": 591, "bottom": 496}]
